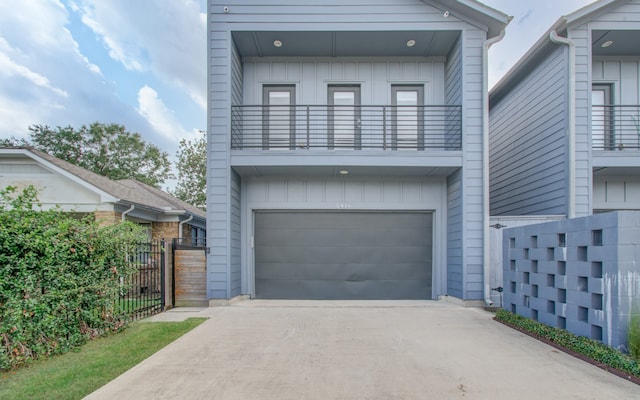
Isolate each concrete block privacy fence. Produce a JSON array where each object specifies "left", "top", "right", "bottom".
[{"left": 503, "top": 211, "right": 640, "bottom": 351}]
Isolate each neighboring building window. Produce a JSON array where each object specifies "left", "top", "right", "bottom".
[
  {"left": 328, "top": 85, "right": 361, "bottom": 149},
  {"left": 392, "top": 85, "right": 424, "bottom": 150},
  {"left": 592, "top": 84, "right": 613, "bottom": 150},
  {"left": 263, "top": 85, "right": 295, "bottom": 149}
]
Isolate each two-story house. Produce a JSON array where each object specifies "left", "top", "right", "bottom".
[
  {"left": 208, "top": 0, "right": 510, "bottom": 302},
  {"left": 490, "top": 0, "right": 640, "bottom": 218}
]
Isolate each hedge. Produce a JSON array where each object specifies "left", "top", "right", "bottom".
[{"left": 0, "top": 186, "right": 147, "bottom": 370}]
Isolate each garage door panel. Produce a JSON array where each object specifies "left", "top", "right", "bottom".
[
  {"left": 256, "top": 279, "right": 432, "bottom": 300},
  {"left": 258, "top": 227, "right": 430, "bottom": 247},
  {"left": 255, "top": 211, "right": 433, "bottom": 300},
  {"left": 256, "top": 245, "right": 429, "bottom": 265},
  {"left": 256, "top": 262, "right": 432, "bottom": 281}
]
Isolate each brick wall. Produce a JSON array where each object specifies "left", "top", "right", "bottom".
[
  {"left": 94, "top": 211, "right": 121, "bottom": 226},
  {"left": 152, "top": 222, "right": 179, "bottom": 242}
]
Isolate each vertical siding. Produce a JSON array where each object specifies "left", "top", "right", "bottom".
[
  {"left": 592, "top": 59, "right": 640, "bottom": 104},
  {"left": 446, "top": 168, "right": 463, "bottom": 298},
  {"left": 489, "top": 45, "right": 569, "bottom": 216},
  {"left": 243, "top": 59, "right": 444, "bottom": 105}
]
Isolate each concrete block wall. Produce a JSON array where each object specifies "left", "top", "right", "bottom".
[{"left": 503, "top": 211, "right": 640, "bottom": 351}]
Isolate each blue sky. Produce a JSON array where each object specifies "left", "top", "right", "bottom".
[{"left": 0, "top": 0, "right": 595, "bottom": 158}]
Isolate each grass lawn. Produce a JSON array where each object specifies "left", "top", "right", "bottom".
[{"left": 0, "top": 317, "right": 206, "bottom": 400}]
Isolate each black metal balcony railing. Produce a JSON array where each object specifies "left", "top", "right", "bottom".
[
  {"left": 592, "top": 105, "right": 640, "bottom": 150},
  {"left": 231, "top": 105, "right": 462, "bottom": 151}
]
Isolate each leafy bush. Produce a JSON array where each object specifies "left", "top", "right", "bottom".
[
  {"left": 0, "top": 186, "right": 147, "bottom": 370},
  {"left": 495, "top": 309, "right": 640, "bottom": 377},
  {"left": 629, "top": 312, "right": 640, "bottom": 361}
]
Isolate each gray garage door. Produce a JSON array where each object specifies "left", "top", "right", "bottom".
[{"left": 254, "top": 211, "right": 432, "bottom": 300}]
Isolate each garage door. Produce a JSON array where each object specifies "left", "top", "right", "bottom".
[{"left": 254, "top": 211, "right": 432, "bottom": 300}]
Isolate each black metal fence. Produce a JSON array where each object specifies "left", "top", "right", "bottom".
[
  {"left": 231, "top": 104, "right": 462, "bottom": 151},
  {"left": 592, "top": 104, "right": 640, "bottom": 150},
  {"left": 116, "top": 239, "right": 165, "bottom": 320}
]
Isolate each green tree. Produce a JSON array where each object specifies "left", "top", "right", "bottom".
[
  {"left": 26, "top": 123, "right": 172, "bottom": 188},
  {"left": 173, "top": 132, "right": 206, "bottom": 210}
]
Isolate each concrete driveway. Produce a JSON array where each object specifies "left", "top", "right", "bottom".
[{"left": 85, "top": 300, "right": 640, "bottom": 399}]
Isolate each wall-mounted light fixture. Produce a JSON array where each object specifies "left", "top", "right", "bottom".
[
  {"left": 273, "top": 40, "right": 283, "bottom": 48},
  {"left": 406, "top": 39, "right": 416, "bottom": 47}
]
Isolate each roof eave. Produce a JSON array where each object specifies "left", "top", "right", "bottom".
[
  {"left": 0, "top": 148, "right": 120, "bottom": 203},
  {"left": 429, "top": 0, "right": 511, "bottom": 38}
]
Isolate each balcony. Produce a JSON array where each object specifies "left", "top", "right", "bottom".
[
  {"left": 592, "top": 105, "right": 640, "bottom": 151},
  {"left": 231, "top": 105, "right": 462, "bottom": 151}
]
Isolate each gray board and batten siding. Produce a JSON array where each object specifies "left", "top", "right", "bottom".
[{"left": 209, "top": 0, "right": 507, "bottom": 300}]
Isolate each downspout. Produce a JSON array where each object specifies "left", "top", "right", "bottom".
[
  {"left": 178, "top": 214, "right": 193, "bottom": 244},
  {"left": 483, "top": 28, "right": 506, "bottom": 307},
  {"left": 549, "top": 30, "right": 576, "bottom": 219},
  {"left": 121, "top": 204, "right": 135, "bottom": 221}
]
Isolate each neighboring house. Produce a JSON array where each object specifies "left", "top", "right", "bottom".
[
  {"left": 490, "top": 0, "right": 640, "bottom": 218},
  {"left": 0, "top": 147, "right": 206, "bottom": 242},
  {"left": 208, "top": 0, "right": 510, "bottom": 302}
]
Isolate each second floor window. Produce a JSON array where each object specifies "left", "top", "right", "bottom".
[
  {"left": 392, "top": 85, "right": 424, "bottom": 150},
  {"left": 263, "top": 85, "right": 295, "bottom": 149},
  {"left": 328, "top": 85, "right": 361, "bottom": 149}
]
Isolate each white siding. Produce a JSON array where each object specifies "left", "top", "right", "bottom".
[{"left": 490, "top": 45, "right": 569, "bottom": 216}]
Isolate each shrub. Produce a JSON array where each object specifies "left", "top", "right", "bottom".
[
  {"left": 629, "top": 312, "right": 640, "bottom": 361},
  {"left": 495, "top": 309, "right": 640, "bottom": 377},
  {"left": 0, "top": 186, "right": 147, "bottom": 370}
]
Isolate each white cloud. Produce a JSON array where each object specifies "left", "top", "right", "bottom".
[
  {"left": 137, "top": 85, "right": 190, "bottom": 142},
  {"left": 0, "top": 0, "right": 157, "bottom": 141},
  {"left": 0, "top": 38, "right": 68, "bottom": 98},
  {"left": 76, "top": 0, "right": 206, "bottom": 109}
]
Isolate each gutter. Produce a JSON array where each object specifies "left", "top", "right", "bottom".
[
  {"left": 482, "top": 27, "right": 507, "bottom": 307},
  {"left": 178, "top": 214, "right": 194, "bottom": 243},
  {"left": 549, "top": 30, "right": 576, "bottom": 219},
  {"left": 121, "top": 204, "right": 135, "bottom": 221}
]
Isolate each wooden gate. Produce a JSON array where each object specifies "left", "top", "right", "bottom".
[{"left": 172, "top": 238, "right": 207, "bottom": 307}]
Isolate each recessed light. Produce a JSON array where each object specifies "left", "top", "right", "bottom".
[
  {"left": 406, "top": 39, "right": 416, "bottom": 47},
  {"left": 339, "top": 169, "right": 349, "bottom": 175},
  {"left": 601, "top": 40, "right": 613, "bottom": 48},
  {"left": 273, "top": 40, "right": 283, "bottom": 48}
]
